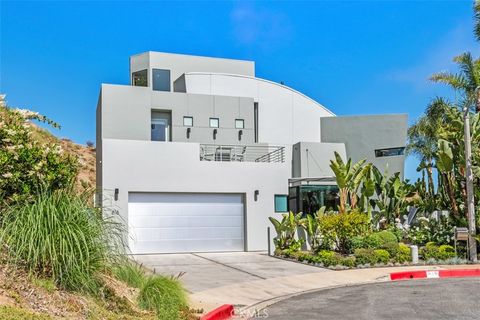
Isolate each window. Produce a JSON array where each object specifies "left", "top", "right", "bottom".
[
  {"left": 375, "top": 147, "right": 405, "bottom": 158},
  {"left": 152, "top": 69, "right": 171, "bottom": 91},
  {"left": 209, "top": 118, "right": 219, "bottom": 128},
  {"left": 151, "top": 111, "right": 171, "bottom": 142},
  {"left": 274, "top": 195, "right": 288, "bottom": 213},
  {"left": 132, "top": 69, "right": 147, "bottom": 87},
  {"left": 183, "top": 116, "right": 193, "bottom": 127},
  {"left": 254, "top": 102, "right": 259, "bottom": 143},
  {"left": 235, "top": 119, "right": 244, "bottom": 129}
]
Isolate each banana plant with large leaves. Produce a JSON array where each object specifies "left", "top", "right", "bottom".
[
  {"left": 436, "top": 138, "right": 460, "bottom": 217},
  {"left": 298, "top": 207, "right": 326, "bottom": 253},
  {"left": 329, "top": 152, "right": 372, "bottom": 213},
  {"left": 371, "top": 167, "right": 412, "bottom": 225},
  {"left": 268, "top": 211, "right": 303, "bottom": 250}
]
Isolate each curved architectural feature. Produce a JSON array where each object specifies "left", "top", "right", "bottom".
[{"left": 96, "top": 51, "right": 408, "bottom": 254}]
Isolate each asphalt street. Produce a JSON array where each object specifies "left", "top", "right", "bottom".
[{"left": 265, "top": 278, "right": 480, "bottom": 320}]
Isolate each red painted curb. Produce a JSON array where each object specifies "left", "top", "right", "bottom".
[
  {"left": 390, "top": 269, "right": 480, "bottom": 281},
  {"left": 201, "top": 304, "right": 234, "bottom": 320}
]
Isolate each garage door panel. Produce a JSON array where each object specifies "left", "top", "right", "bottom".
[
  {"left": 130, "top": 226, "right": 244, "bottom": 241},
  {"left": 128, "top": 193, "right": 245, "bottom": 254},
  {"left": 129, "top": 203, "right": 244, "bottom": 217},
  {"left": 129, "top": 215, "right": 244, "bottom": 228}
]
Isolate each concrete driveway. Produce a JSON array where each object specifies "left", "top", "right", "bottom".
[{"left": 133, "top": 251, "right": 325, "bottom": 293}]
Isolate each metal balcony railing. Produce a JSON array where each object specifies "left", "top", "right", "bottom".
[{"left": 200, "top": 144, "right": 285, "bottom": 163}]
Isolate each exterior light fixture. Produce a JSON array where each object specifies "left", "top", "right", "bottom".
[
  {"left": 238, "top": 130, "right": 243, "bottom": 141},
  {"left": 254, "top": 190, "right": 259, "bottom": 201},
  {"left": 114, "top": 188, "right": 119, "bottom": 201},
  {"left": 186, "top": 127, "right": 191, "bottom": 139},
  {"left": 213, "top": 129, "right": 217, "bottom": 140}
]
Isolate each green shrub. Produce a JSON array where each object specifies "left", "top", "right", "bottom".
[
  {"left": 395, "top": 243, "right": 411, "bottom": 263},
  {"left": 420, "top": 242, "right": 440, "bottom": 260},
  {"left": 354, "top": 248, "right": 377, "bottom": 266},
  {"left": 269, "top": 212, "right": 303, "bottom": 251},
  {"left": 381, "top": 242, "right": 400, "bottom": 257},
  {"left": 0, "top": 305, "right": 51, "bottom": 320},
  {"left": 0, "top": 189, "right": 124, "bottom": 293},
  {"left": 348, "top": 236, "right": 366, "bottom": 252},
  {"left": 317, "top": 210, "right": 370, "bottom": 253},
  {"left": 339, "top": 256, "right": 356, "bottom": 268},
  {"left": 0, "top": 98, "right": 78, "bottom": 207},
  {"left": 366, "top": 231, "right": 398, "bottom": 248},
  {"left": 373, "top": 249, "right": 390, "bottom": 264},
  {"left": 112, "top": 259, "right": 148, "bottom": 289},
  {"left": 138, "top": 276, "right": 187, "bottom": 320},
  {"left": 438, "top": 245, "right": 456, "bottom": 260},
  {"left": 316, "top": 250, "right": 341, "bottom": 267}
]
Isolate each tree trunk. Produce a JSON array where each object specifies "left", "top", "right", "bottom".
[
  {"left": 444, "top": 173, "right": 459, "bottom": 217},
  {"left": 426, "top": 164, "right": 435, "bottom": 196}
]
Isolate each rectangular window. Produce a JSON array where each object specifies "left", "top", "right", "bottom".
[
  {"left": 183, "top": 116, "right": 193, "bottom": 127},
  {"left": 151, "top": 111, "right": 171, "bottom": 142},
  {"left": 254, "top": 102, "right": 258, "bottom": 143},
  {"left": 132, "top": 69, "right": 147, "bottom": 87},
  {"left": 209, "top": 118, "right": 219, "bottom": 128},
  {"left": 274, "top": 195, "right": 288, "bottom": 213},
  {"left": 152, "top": 69, "right": 171, "bottom": 91},
  {"left": 374, "top": 147, "right": 405, "bottom": 158},
  {"left": 235, "top": 119, "right": 244, "bottom": 129}
]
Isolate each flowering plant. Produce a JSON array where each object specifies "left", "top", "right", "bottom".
[{"left": 0, "top": 95, "right": 78, "bottom": 206}]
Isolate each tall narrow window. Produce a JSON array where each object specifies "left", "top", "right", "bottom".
[
  {"left": 254, "top": 102, "right": 259, "bottom": 143},
  {"left": 151, "top": 111, "right": 171, "bottom": 141},
  {"left": 132, "top": 69, "right": 147, "bottom": 87},
  {"left": 152, "top": 69, "right": 171, "bottom": 91}
]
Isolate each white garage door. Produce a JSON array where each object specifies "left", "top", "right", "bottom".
[{"left": 128, "top": 193, "right": 245, "bottom": 254}]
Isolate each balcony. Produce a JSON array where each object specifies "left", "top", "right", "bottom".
[{"left": 200, "top": 144, "right": 285, "bottom": 163}]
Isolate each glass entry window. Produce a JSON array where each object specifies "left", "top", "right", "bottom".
[
  {"left": 288, "top": 185, "right": 339, "bottom": 214},
  {"left": 151, "top": 111, "right": 171, "bottom": 141}
]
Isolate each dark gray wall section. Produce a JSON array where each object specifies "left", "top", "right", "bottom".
[{"left": 320, "top": 114, "right": 408, "bottom": 178}]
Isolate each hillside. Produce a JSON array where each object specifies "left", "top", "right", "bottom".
[{"left": 30, "top": 125, "right": 96, "bottom": 190}]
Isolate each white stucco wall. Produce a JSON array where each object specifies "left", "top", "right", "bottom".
[
  {"left": 183, "top": 73, "right": 335, "bottom": 145},
  {"left": 101, "top": 138, "right": 290, "bottom": 251}
]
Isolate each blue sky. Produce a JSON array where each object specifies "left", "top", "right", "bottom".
[{"left": 0, "top": 1, "right": 478, "bottom": 181}]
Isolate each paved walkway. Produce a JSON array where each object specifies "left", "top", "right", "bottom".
[{"left": 133, "top": 252, "right": 480, "bottom": 314}]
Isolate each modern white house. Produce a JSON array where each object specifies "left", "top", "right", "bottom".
[{"left": 96, "top": 51, "right": 407, "bottom": 254}]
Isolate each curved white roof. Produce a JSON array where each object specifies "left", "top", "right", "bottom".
[{"left": 184, "top": 72, "right": 335, "bottom": 116}]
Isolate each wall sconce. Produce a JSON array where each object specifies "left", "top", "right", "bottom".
[
  {"left": 114, "top": 188, "right": 119, "bottom": 201},
  {"left": 213, "top": 129, "right": 218, "bottom": 140},
  {"left": 186, "top": 127, "right": 191, "bottom": 139},
  {"left": 254, "top": 190, "right": 259, "bottom": 201},
  {"left": 238, "top": 130, "right": 243, "bottom": 141}
]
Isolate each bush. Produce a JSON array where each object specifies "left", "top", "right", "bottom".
[
  {"left": 138, "top": 276, "right": 187, "bottom": 320},
  {"left": 395, "top": 243, "right": 411, "bottom": 263},
  {"left": 318, "top": 210, "right": 370, "bottom": 253},
  {"left": 339, "top": 256, "right": 356, "bottom": 268},
  {"left": 354, "top": 248, "right": 377, "bottom": 266},
  {"left": 316, "top": 250, "right": 341, "bottom": 267},
  {"left": 438, "top": 245, "right": 456, "bottom": 260},
  {"left": 420, "top": 242, "right": 439, "bottom": 260},
  {"left": 0, "top": 189, "right": 124, "bottom": 293},
  {"left": 0, "top": 98, "right": 78, "bottom": 207},
  {"left": 373, "top": 249, "right": 390, "bottom": 264},
  {"left": 366, "top": 231, "right": 398, "bottom": 248}
]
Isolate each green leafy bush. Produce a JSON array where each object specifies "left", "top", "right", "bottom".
[
  {"left": 395, "top": 243, "right": 411, "bottom": 263},
  {"left": 354, "top": 248, "right": 377, "bottom": 265},
  {"left": 373, "top": 249, "right": 390, "bottom": 264},
  {"left": 138, "top": 276, "right": 187, "bottom": 320},
  {"left": 316, "top": 250, "right": 341, "bottom": 267},
  {"left": 339, "top": 256, "right": 356, "bottom": 268},
  {"left": 317, "top": 210, "right": 370, "bottom": 253},
  {"left": 0, "top": 189, "right": 124, "bottom": 293},
  {"left": 420, "top": 243, "right": 455, "bottom": 260},
  {"left": 0, "top": 97, "right": 78, "bottom": 206}
]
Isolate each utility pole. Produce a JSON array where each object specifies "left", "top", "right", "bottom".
[{"left": 464, "top": 88, "right": 477, "bottom": 262}]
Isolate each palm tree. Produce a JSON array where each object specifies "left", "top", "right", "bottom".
[
  {"left": 430, "top": 52, "right": 480, "bottom": 113},
  {"left": 474, "top": 0, "right": 480, "bottom": 42},
  {"left": 407, "top": 97, "right": 453, "bottom": 194}
]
